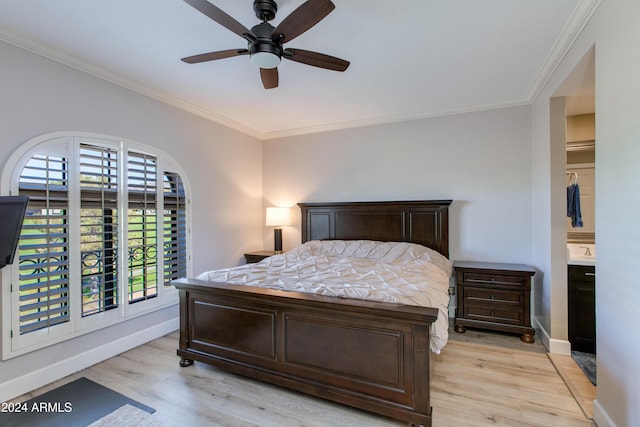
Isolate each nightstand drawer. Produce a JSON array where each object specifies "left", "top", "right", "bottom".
[
  {"left": 464, "top": 287, "right": 523, "bottom": 305},
  {"left": 463, "top": 304, "right": 525, "bottom": 325},
  {"left": 462, "top": 272, "right": 525, "bottom": 288}
]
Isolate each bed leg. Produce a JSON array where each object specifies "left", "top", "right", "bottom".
[{"left": 179, "top": 358, "right": 194, "bottom": 367}]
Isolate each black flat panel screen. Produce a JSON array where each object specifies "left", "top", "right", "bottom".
[{"left": 0, "top": 196, "right": 29, "bottom": 268}]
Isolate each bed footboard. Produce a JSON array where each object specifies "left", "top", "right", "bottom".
[{"left": 173, "top": 278, "right": 438, "bottom": 426}]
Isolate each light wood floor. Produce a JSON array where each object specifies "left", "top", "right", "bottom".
[
  {"left": 11, "top": 328, "right": 596, "bottom": 426},
  {"left": 548, "top": 352, "right": 597, "bottom": 419},
  {"left": 435, "top": 328, "right": 596, "bottom": 427}
]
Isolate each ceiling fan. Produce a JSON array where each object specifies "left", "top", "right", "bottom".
[{"left": 181, "top": 0, "right": 350, "bottom": 89}]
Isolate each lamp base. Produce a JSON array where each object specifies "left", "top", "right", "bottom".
[{"left": 273, "top": 228, "right": 283, "bottom": 253}]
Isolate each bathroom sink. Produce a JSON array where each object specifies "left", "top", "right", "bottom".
[{"left": 567, "top": 243, "right": 596, "bottom": 265}]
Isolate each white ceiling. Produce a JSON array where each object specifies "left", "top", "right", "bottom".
[{"left": 0, "top": 0, "right": 598, "bottom": 140}]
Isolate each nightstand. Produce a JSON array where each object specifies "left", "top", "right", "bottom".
[
  {"left": 244, "top": 251, "right": 275, "bottom": 264},
  {"left": 453, "top": 261, "right": 536, "bottom": 343}
]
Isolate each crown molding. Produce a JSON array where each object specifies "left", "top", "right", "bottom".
[
  {"left": 0, "top": 26, "right": 263, "bottom": 140},
  {"left": 2, "top": 23, "right": 528, "bottom": 141},
  {"left": 526, "top": 0, "right": 602, "bottom": 103},
  {"left": 1, "top": 0, "right": 600, "bottom": 142},
  {"left": 260, "top": 98, "right": 531, "bottom": 140}
]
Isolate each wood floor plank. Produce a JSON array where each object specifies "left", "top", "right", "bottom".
[{"left": 10, "top": 327, "right": 595, "bottom": 426}]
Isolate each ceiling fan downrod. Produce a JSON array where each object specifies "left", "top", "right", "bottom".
[{"left": 253, "top": 0, "right": 277, "bottom": 22}]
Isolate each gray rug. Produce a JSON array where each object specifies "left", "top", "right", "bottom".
[
  {"left": 88, "top": 404, "right": 177, "bottom": 427},
  {"left": 572, "top": 350, "right": 596, "bottom": 385},
  {"left": 0, "top": 377, "right": 154, "bottom": 427}
]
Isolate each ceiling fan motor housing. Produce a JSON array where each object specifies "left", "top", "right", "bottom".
[
  {"left": 249, "top": 22, "right": 283, "bottom": 66},
  {"left": 253, "top": 0, "right": 278, "bottom": 21}
]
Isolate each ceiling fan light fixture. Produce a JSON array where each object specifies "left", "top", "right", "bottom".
[{"left": 251, "top": 51, "right": 281, "bottom": 68}]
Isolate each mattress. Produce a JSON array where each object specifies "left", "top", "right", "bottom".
[{"left": 197, "top": 240, "right": 452, "bottom": 354}]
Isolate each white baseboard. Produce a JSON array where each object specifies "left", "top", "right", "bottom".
[
  {"left": 548, "top": 338, "right": 572, "bottom": 355},
  {"left": 532, "top": 316, "right": 571, "bottom": 355},
  {"left": 593, "top": 399, "right": 617, "bottom": 427},
  {"left": 532, "top": 316, "right": 551, "bottom": 351},
  {"left": 0, "top": 317, "right": 178, "bottom": 403}
]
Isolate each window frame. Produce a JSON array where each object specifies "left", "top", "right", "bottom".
[{"left": 1, "top": 132, "right": 191, "bottom": 359}]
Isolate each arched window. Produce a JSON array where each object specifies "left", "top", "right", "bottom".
[{"left": 1, "top": 132, "right": 191, "bottom": 357}]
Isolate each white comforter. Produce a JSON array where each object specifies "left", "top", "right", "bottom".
[{"left": 197, "top": 240, "right": 452, "bottom": 354}]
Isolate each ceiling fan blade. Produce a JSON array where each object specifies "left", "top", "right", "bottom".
[
  {"left": 272, "top": 0, "right": 335, "bottom": 43},
  {"left": 183, "top": 0, "right": 253, "bottom": 40},
  {"left": 284, "top": 48, "right": 349, "bottom": 71},
  {"left": 181, "top": 49, "right": 249, "bottom": 64},
  {"left": 260, "top": 68, "right": 279, "bottom": 89}
]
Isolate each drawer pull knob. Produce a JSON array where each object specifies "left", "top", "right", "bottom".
[{"left": 584, "top": 272, "right": 596, "bottom": 276}]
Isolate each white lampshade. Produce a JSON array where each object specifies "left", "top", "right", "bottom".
[
  {"left": 265, "top": 207, "right": 291, "bottom": 226},
  {"left": 251, "top": 52, "right": 281, "bottom": 69}
]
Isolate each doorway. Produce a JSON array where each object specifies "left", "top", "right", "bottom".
[{"left": 549, "top": 46, "right": 597, "bottom": 416}]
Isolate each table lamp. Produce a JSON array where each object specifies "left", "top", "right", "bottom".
[{"left": 265, "top": 207, "right": 291, "bottom": 253}]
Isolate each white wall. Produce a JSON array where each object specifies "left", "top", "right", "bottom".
[
  {"left": 0, "top": 40, "right": 263, "bottom": 400},
  {"left": 263, "top": 106, "right": 533, "bottom": 265},
  {"left": 532, "top": 0, "right": 640, "bottom": 425},
  {"left": 593, "top": 1, "right": 640, "bottom": 425}
]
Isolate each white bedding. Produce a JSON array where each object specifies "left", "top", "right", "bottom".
[{"left": 197, "top": 240, "right": 452, "bottom": 354}]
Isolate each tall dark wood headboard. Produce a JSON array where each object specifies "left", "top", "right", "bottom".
[{"left": 298, "top": 200, "right": 452, "bottom": 258}]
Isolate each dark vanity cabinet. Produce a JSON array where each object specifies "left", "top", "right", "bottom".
[{"left": 568, "top": 264, "right": 596, "bottom": 354}]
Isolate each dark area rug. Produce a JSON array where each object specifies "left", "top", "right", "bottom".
[
  {"left": 572, "top": 350, "right": 597, "bottom": 385},
  {"left": 0, "top": 377, "right": 154, "bottom": 427}
]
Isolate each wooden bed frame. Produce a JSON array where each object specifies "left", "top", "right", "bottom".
[{"left": 173, "top": 200, "right": 452, "bottom": 426}]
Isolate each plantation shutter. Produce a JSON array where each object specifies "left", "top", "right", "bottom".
[
  {"left": 127, "top": 151, "right": 158, "bottom": 303},
  {"left": 4, "top": 133, "right": 191, "bottom": 356},
  {"left": 163, "top": 172, "right": 187, "bottom": 285},
  {"left": 79, "top": 144, "right": 119, "bottom": 316},
  {"left": 17, "top": 154, "right": 70, "bottom": 334}
]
